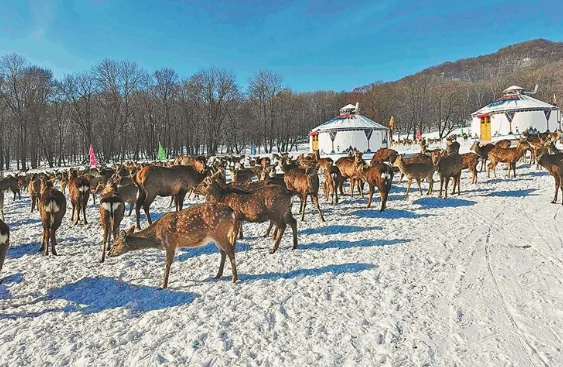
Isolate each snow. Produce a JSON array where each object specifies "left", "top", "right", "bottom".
[{"left": 1, "top": 141, "right": 563, "bottom": 366}]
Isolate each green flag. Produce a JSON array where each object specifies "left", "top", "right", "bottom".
[{"left": 158, "top": 142, "right": 166, "bottom": 161}]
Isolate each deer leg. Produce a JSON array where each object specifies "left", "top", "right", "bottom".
[
  {"left": 160, "top": 247, "right": 175, "bottom": 289},
  {"left": 270, "top": 222, "right": 285, "bottom": 254},
  {"left": 128, "top": 202, "right": 134, "bottom": 216},
  {"left": 512, "top": 162, "right": 517, "bottom": 177},
  {"left": 169, "top": 195, "right": 175, "bottom": 208},
  {"left": 143, "top": 193, "right": 157, "bottom": 225},
  {"left": 559, "top": 177, "right": 563, "bottom": 205},
  {"left": 39, "top": 228, "right": 47, "bottom": 252},
  {"left": 135, "top": 190, "right": 147, "bottom": 229},
  {"left": 416, "top": 178, "right": 423, "bottom": 196},
  {"left": 399, "top": 173, "right": 404, "bottom": 184},
  {"left": 427, "top": 176, "right": 434, "bottom": 195},
  {"left": 44, "top": 229, "right": 51, "bottom": 256},
  {"left": 405, "top": 178, "right": 412, "bottom": 195},
  {"left": 334, "top": 181, "right": 339, "bottom": 204},
  {"left": 552, "top": 175, "right": 560, "bottom": 204},
  {"left": 48, "top": 227, "right": 58, "bottom": 256},
  {"left": 238, "top": 221, "right": 244, "bottom": 240},
  {"left": 176, "top": 191, "right": 187, "bottom": 211},
  {"left": 311, "top": 194, "right": 325, "bottom": 222},
  {"left": 82, "top": 202, "right": 88, "bottom": 225},
  {"left": 70, "top": 203, "right": 76, "bottom": 223},
  {"left": 263, "top": 221, "right": 274, "bottom": 238},
  {"left": 300, "top": 194, "right": 307, "bottom": 221},
  {"left": 215, "top": 249, "right": 227, "bottom": 279},
  {"left": 366, "top": 185, "right": 374, "bottom": 209}
]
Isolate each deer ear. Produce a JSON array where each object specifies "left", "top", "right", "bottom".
[
  {"left": 125, "top": 225, "right": 135, "bottom": 236},
  {"left": 119, "top": 230, "right": 127, "bottom": 240}
]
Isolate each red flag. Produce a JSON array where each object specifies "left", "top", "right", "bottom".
[
  {"left": 89, "top": 144, "right": 98, "bottom": 166},
  {"left": 416, "top": 128, "right": 422, "bottom": 141}
]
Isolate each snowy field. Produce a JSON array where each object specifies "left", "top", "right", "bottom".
[{"left": 1, "top": 141, "right": 563, "bottom": 367}]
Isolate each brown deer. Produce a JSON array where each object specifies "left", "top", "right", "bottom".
[
  {"left": 0, "top": 219, "right": 9, "bottom": 276},
  {"left": 446, "top": 139, "right": 460, "bottom": 154},
  {"left": 487, "top": 142, "right": 530, "bottom": 178},
  {"left": 38, "top": 180, "right": 67, "bottom": 256},
  {"left": 281, "top": 159, "right": 325, "bottom": 222},
  {"left": 355, "top": 163, "right": 394, "bottom": 211},
  {"left": 68, "top": 170, "right": 91, "bottom": 225},
  {"left": 322, "top": 165, "right": 343, "bottom": 205},
  {"left": 335, "top": 151, "right": 365, "bottom": 196},
  {"left": 28, "top": 173, "right": 42, "bottom": 213},
  {"left": 135, "top": 165, "right": 207, "bottom": 229},
  {"left": 460, "top": 153, "right": 479, "bottom": 184},
  {"left": 370, "top": 148, "right": 398, "bottom": 165},
  {"left": 495, "top": 139, "right": 512, "bottom": 148},
  {"left": 394, "top": 153, "right": 432, "bottom": 184},
  {"left": 470, "top": 141, "right": 496, "bottom": 172},
  {"left": 99, "top": 182, "right": 126, "bottom": 263},
  {"left": 117, "top": 184, "right": 138, "bottom": 216},
  {"left": 433, "top": 153, "right": 463, "bottom": 199},
  {"left": 536, "top": 149, "right": 563, "bottom": 204},
  {"left": 395, "top": 155, "right": 435, "bottom": 196},
  {"left": 0, "top": 176, "right": 21, "bottom": 200},
  {"left": 108, "top": 202, "right": 239, "bottom": 289},
  {"left": 194, "top": 177, "right": 298, "bottom": 253}
]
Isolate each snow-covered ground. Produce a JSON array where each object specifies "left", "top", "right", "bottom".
[{"left": 1, "top": 141, "right": 563, "bottom": 367}]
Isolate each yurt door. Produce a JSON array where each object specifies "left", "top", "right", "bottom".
[
  {"left": 480, "top": 115, "right": 491, "bottom": 141},
  {"left": 312, "top": 135, "right": 319, "bottom": 152}
]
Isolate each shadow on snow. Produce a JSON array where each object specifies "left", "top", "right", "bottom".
[
  {"left": 413, "top": 197, "right": 476, "bottom": 208},
  {"left": 487, "top": 188, "right": 537, "bottom": 198},
  {"left": 299, "top": 238, "right": 410, "bottom": 251},
  {"left": 0, "top": 276, "right": 197, "bottom": 319},
  {"left": 0, "top": 272, "right": 24, "bottom": 300},
  {"left": 238, "top": 262, "right": 375, "bottom": 282},
  {"left": 353, "top": 208, "right": 432, "bottom": 219},
  {"left": 300, "top": 225, "right": 381, "bottom": 236}
]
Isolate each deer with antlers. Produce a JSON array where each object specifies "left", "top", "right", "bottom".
[{"left": 108, "top": 202, "right": 239, "bottom": 289}]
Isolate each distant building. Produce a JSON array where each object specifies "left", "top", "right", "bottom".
[
  {"left": 309, "top": 103, "right": 389, "bottom": 156},
  {"left": 470, "top": 85, "right": 561, "bottom": 142}
]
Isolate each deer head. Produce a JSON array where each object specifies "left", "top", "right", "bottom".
[{"left": 108, "top": 225, "right": 136, "bottom": 257}]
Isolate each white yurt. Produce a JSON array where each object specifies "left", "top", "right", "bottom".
[
  {"left": 309, "top": 103, "right": 389, "bottom": 156},
  {"left": 470, "top": 85, "right": 561, "bottom": 142}
]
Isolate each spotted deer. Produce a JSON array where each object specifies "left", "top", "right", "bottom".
[{"left": 108, "top": 202, "right": 239, "bottom": 289}]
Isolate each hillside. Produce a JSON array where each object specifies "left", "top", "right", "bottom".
[{"left": 416, "top": 38, "right": 563, "bottom": 82}]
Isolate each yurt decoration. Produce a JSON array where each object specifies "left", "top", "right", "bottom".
[
  {"left": 470, "top": 85, "right": 561, "bottom": 142},
  {"left": 309, "top": 103, "right": 389, "bottom": 156}
]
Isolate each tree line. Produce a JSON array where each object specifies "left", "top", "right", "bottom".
[
  {"left": 1, "top": 52, "right": 562, "bottom": 171},
  {"left": 0, "top": 53, "right": 347, "bottom": 170}
]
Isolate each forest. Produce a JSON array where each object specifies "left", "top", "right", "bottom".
[{"left": 1, "top": 39, "right": 562, "bottom": 170}]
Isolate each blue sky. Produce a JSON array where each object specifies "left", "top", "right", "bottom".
[{"left": 1, "top": 0, "right": 562, "bottom": 92}]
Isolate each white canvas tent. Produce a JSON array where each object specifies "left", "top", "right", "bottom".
[
  {"left": 470, "top": 85, "right": 561, "bottom": 142},
  {"left": 309, "top": 103, "right": 389, "bottom": 156}
]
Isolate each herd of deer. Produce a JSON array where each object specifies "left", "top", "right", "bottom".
[{"left": 0, "top": 130, "right": 561, "bottom": 289}]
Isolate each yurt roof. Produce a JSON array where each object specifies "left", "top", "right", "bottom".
[
  {"left": 311, "top": 114, "right": 388, "bottom": 133},
  {"left": 502, "top": 85, "right": 525, "bottom": 94},
  {"left": 471, "top": 93, "right": 559, "bottom": 116}
]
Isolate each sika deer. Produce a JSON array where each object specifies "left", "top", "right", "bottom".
[
  {"left": 460, "top": 153, "right": 479, "bottom": 184},
  {"left": 135, "top": 165, "right": 207, "bottom": 229},
  {"left": 470, "top": 141, "right": 495, "bottom": 172},
  {"left": 38, "top": 180, "right": 67, "bottom": 256},
  {"left": 335, "top": 151, "right": 364, "bottom": 196},
  {"left": 536, "top": 149, "right": 563, "bottom": 204},
  {"left": 0, "top": 176, "right": 21, "bottom": 200},
  {"left": 281, "top": 160, "right": 325, "bottom": 222},
  {"left": 395, "top": 155, "right": 435, "bottom": 196},
  {"left": 487, "top": 142, "right": 530, "bottom": 178},
  {"left": 68, "top": 170, "right": 91, "bottom": 225},
  {"left": 370, "top": 148, "right": 398, "bottom": 165},
  {"left": 0, "top": 219, "right": 9, "bottom": 276},
  {"left": 28, "top": 173, "right": 41, "bottom": 213},
  {"left": 99, "top": 182, "right": 125, "bottom": 263},
  {"left": 433, "top": 153, "right": 463, "bottom": 199},
  {"left": 108, "top": 202, "right": 239, "bottom": 289},
  {"left": 194, "top": 177, "right": 298, "bottom": 253},
  {"left": 356, "top": 163, "right": 394, "bottom": 211}
]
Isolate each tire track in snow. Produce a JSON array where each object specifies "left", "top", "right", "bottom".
[{"left": 469, "top": 198, "right": 548, "bottom": 367}]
